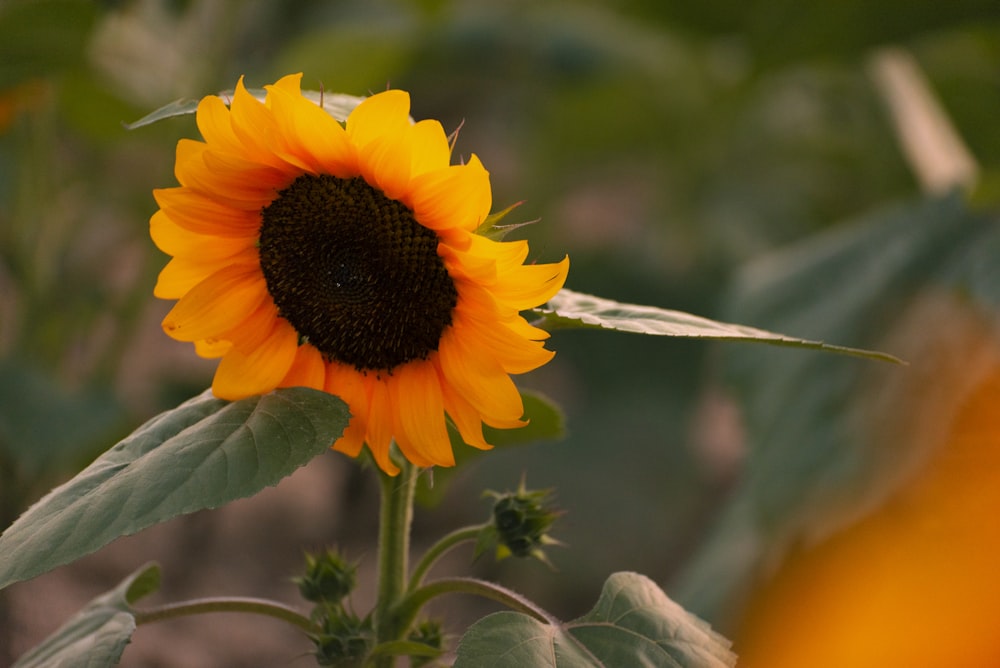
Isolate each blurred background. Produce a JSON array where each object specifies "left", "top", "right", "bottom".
[{"left": 2, "top": 0, "right": 1000, "bottom": 665}]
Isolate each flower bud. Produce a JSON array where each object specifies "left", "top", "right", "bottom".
[
  {"left": 408, "top": 619, "right": 445, "bottom": 667},
  {"left": 312, "top": 606, "right": 372, "bottom": 668},
  {"left": 478, "top": 480, "right": 562, "bottom": 564},
  {"left": 296, "top": 548, "right": 358, "bottom": 604}
]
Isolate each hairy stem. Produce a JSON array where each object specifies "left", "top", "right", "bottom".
[
  {"left": 398, "top": 576, "right": 558, "bottom": 632},
  {"left": 408, "top": 525, "right": 485, "bottom": 590},
  {"left": 374, "top": 459, "right": 418, "bottom": 667},
  {"left": 133, "top": 597, "right": 314, "bottom": 632}
]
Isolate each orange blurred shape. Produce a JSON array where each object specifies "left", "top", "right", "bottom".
[
  {"left": 0, "top": 80, "right": 48, "bottom": 133},
  {"left": 735, "top": 297, "right": 1000, "bottom": 667}
]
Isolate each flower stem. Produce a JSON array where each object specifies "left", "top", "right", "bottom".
[
  {"left": 374, "top": 458, "right": 418, "bottom": 667},
  {"left": 408, "top": 525, "right": 485, "bottom": 590},
  {"left": 133, "top": 596, "right": 314, "bottom": 632},
  {"left": 398, "top": 577, "right": 558, "bottom": 630}
]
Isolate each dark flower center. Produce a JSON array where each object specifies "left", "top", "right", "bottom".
[{"left": 258, "top": 174, "right": 458, "bottom": 372}]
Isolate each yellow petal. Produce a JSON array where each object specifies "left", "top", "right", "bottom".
[
  {"left": 450, "top": 278, "right": 505, "bottom": 322},
  {"left": 175, "top": 158, "right": 285, "bottom": 210},
  {"left": 453, "top": 310, "right": 555, "bottom": 374},
  {"left": 409, "top": 156, "right": 491, "bottom": 231},
  {"left": 162, "top": 264, "right": 268, "bottom": 342},
  {"left": 488, "top": 256, "right": 570, "bottom": 310},
  {"left": 390, "top": 360, "right": 454, "bottom": 467},
  {"left": 408, "top": 119, "right": 451, "bottom": 176},
  {"left": 222, "top": 300, "right": 282, "bottom": 353},
  {"left": 325, "top": 360, "right": 367, "bottom": 415},
  {"left": 197, "top": 149, "right": 295, "bottom": 200},
  {"left": 346, "top": 89, "right": 411, "bottom": 149},
  {"left": 195, "top": 94, "right": 241, "bottom": 155},
  {"left": 150, "top": 210, "right": 255, "bottom": 259},
  {"left": 332, "top": 424, "right": 365, "bottom": 459},
  {"left": 355, "top": 126, "right": 412, "bottom": 201},
  {"left": 439, "top": 242, "right": 499, "bottom": 285},
  {"left": 212, "top": 318, "right": 298, "bottom": 399},
  {"left": 194, "top": 338, "right": 232, "bottom": 358},
  {"left": 153, "top": 247, "right": 259, "bottom": 299},
  {"left": 347, "top": 90, "right": 414, "bottom": 200},
  {"left": 226, "top": 77, "right": 289, "bottom": 169},
  {"left": 503, "top": 313, "right": 552, "bottom": 341},
  {"left": 437, "top": 327, "right": 525, "bottom": 426},
  {"left": 364, "top": 376, "right": 400, "bottom": 475},
  {"left": 154, "top": 188, "right": 262, "bottom": 235},
  {"left": 268, "top": 73, "right": 304, "bottom": 96},
  {"left": 173, "top": 138, "right": 208, "bottom": 186},
  {"left": 154, "top": 257, "right": 216, "bottom": 300},
  {"left": 264, "top": 81, "right": 358, "bottom": 178},
  {"left": 280, "top": 343, "right": 326, "bottom": 391},
  {"left": 463, "top": 233, "right": 530, "bottom": 270},
  {"left": 327, "top": 362, "right": 374, "bottom": 461},
  {"left": 440, "top": 370, "right": 493, "bottom": 451}
]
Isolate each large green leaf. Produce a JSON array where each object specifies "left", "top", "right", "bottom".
[
  {"left": 0, "top": 388, "right": 349, "bottom": 591},
  {"left": 674, "top": 193, "right": 1000, "bottom": 623},
  {"left": 12, "top": 563, "right": 160, "bottom": 668},
  {"left": 534, "top": 288, "right": 902, "bottom": 363},
  {"left": 453, "top": 572, "right": 736, "bottom": 667}
]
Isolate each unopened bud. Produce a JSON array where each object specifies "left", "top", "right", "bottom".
[
  {"left": 312, "top": 606, "right": 372, "bottom": 668},
  {"left": 296, "top": 548, "right": 357, "bottom": 604},
  {"left": 409, "top": 619, "right": 445, "bottom": 667},
  {"left": 477, "top": 479, "right": 562, "bottom": 564}
]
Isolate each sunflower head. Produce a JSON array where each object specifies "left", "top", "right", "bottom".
[{"left": 152, "top": 74, "right": 569, "bottom": 474}]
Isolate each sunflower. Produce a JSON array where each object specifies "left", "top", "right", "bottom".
[{"left": 151, "top": 74, "right": 569, "bottom": 474}]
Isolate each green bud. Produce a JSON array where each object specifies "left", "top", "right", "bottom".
[
  {"left": 478, "top": 479, "right": 562, "bottom": 564},
  {"left": 295, "top": 548, "right": 358, "bottom": 604},
  {"left": 408, "top": 619, "right": 445, "bottom": 667},
  {"left": 312, "top": 606, "right": 372, "bottom": 668}
]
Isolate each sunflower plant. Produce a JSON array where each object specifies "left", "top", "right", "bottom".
[{"left": 0, "top": 75, "right": 898, "bottom": 667}]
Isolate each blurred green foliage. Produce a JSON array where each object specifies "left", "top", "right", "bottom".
[
  {"left": 672, "top": 193, "right": 1000, "bottom": 627},
  {"left": 1, "top": 0, "right": 999, "bottom": 658}
]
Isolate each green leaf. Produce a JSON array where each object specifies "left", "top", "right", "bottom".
[
  {"left": 13, "top": 562, "right": 161, "bottom": 668},
  {"left": 121, "top": 97, "right": 200, "bottom": 130},
  {"left": 0, "top": 388, "right": 349, "bottom": 591},
  {"left": 453, "top": 572, "right": 735, "bottom": 667},
  {"left": 535, "top": 288, "right": 903, "bottom": 363},
  {"left": 124, "top": 88, "right": 364, "bottom": 130}
]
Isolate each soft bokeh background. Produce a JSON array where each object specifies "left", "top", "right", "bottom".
[{"left": 2, "top": 0, "right": 999, "bottom": 665}]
